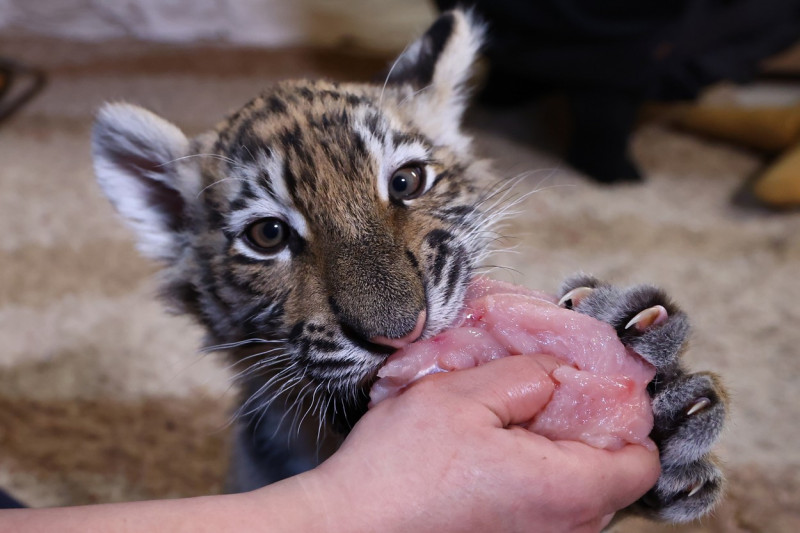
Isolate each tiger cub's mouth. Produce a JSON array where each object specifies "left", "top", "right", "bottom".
[
  {"left": 340, "top": 306, "right": 430, "bottom": 372},
  {"left": 335, "top": 312, "right": 430, "bottom": 431},
  {"left": 326, "top": 274, "right": 473, "bottom": 431}
]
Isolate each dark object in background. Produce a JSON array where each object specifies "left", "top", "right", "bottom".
[
  {"left": 436, "top": 0, "right": 800, "bottom": 183},
  {"left": 0, "top": 58, "right": 46, "bottom": 124},
  {"left": 0, "top": 487, "right": 25, "bottom": 509}
]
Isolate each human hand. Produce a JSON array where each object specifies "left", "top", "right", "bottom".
[{"left": 304, "top": 354, "right": 661, "bottom": 533}]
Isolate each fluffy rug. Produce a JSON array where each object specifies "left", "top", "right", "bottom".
[{"left": 1, "top": 36, "right": 799, "bottom": 531}]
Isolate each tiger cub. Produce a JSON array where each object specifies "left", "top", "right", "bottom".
[{"left": 92, "top": 10, "right": 727, "bottom": 523}]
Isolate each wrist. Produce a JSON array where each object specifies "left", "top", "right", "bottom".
[
  {"left": 295, "top": 459, "right": 431, "bottom": 533},
  {"left": 245, "top": 467, "right": 374, "bottom": 532}
]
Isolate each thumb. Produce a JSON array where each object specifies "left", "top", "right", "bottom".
[{"left": 428, "top": 354, "right": 559, "bottom": 427}]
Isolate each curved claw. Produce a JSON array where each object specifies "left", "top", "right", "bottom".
[
  {"left": 558, "top": 287, "right": 594, "bottom": 309},
  {"left": 625, "top": 305, "right": 668, "bottom": 331},
  {"left": 687, "top": 482, "right": 704, "bottom": 498},
  {"left": 686, "top": 397, "right": 712, "bottom": 416}
]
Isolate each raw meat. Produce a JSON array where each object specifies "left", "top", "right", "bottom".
[{"left": 370, "top": 277, "right": 656, "bottom": 450}]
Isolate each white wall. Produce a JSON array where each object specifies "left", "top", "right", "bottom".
[{"left": 0, "top": 0, "right": 436, "bottom": 52}]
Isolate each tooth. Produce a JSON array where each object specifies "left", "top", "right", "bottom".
[
  {"left": 625, "top": 305, "right": 668, "bottom": 331},
  {"left": 558, "top": 287, "right": 594, "bottom": 308},
  {"left": 687, "top": 482, "right": 703, "bottom": 497},
  {"left": 686, "top": 397, "right": 712, "bottom": 416}
]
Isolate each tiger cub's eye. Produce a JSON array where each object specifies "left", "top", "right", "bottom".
[
  {"left": 389, "top": 165, "right": 425, "bottom": 201},
  {"left": 244, "top": 218, "right": 289, "bottom": 253}
]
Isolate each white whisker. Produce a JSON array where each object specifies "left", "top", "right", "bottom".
[
  {"left": 156, "top": 153, "right": 241, "bottom": 168},
  {"left": 228, "top": 352, "right": 291, "bottom": 382},
  {"left": 196, "top": 176, "right": 249, "bottom": 198},
  {"left": 285, "top": 380, "right": 314, "bottom": 445},
  {"left": 399, "top": 84, "right": 433, "bottom": 105},
  {"left": 379, "top": 42, "right": 412, "bottom": 108},
  {"left": 201, "top": 338, "right": 284, "bottom": 353}
]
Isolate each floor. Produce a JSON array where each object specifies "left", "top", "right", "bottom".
[{"left": 1, "top": 36, "right": 799, "bottom": 531}]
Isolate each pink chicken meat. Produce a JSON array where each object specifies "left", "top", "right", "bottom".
[{"left": 370, "top": 277, "right": 656, "bottom": 451}]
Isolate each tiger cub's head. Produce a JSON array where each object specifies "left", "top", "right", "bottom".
[{"left": 93, "top": 11, "right": 496, "bottom": 430}]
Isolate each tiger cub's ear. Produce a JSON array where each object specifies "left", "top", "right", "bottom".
[
  {"left": 386, "top": 9, "right": 485, "bottom": 152},
  {"left": 92, "top": 103, "right": 197, "bottom": 263}
]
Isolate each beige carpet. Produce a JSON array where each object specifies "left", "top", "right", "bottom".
[{"left": 1, "top": 37, "right": 799, "bottom": 531}]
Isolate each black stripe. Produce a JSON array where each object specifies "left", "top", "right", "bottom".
[
  {"left": 432, "top": 169, "right": 451, "bottom": 187},
  {"left": 282, "top": 158, "right": 298, "bottom": 199},
  {"left": 288, "top": 234, "right": 306, "bottom": 256},
  {"left": 278, "top": 123, "right": 304, "bottom": 152},
  {"left": 310, "top": 339, "right": 343, "bottom": 353},
  {"left": 352, "top": 132, "right": 368, "bottom": 160},
  {"left": 229, "top": 125, "right": 265, "bottom": 165},
  {"left": 425, "top": 229, "right": 453, "bottom": 286},
  {"left": 346, "top": 93, "right": 367, "bottom": 107},
  {"left": 405, "top": 249, "right": 420, "bottom": 272},
  {"left": 288, "top": 321, "right": 306, "bottom": 342},
  {"left": 434, "top": 204, "right": 475, "bottom": 223},
  {"left": 320, "top": 90, "right": 342, "bottom": 101},
  {"left": 239, "top": 179, "right": 260, "bottom": 200},
  {"left": 229, "top": 197, "right": 248, "bottom": 212},
  {"left": 363, "top": 111, "right": 384, "bottom": 141},
  {"left": 425, "top": 228, "right": 453, "bottom": 248},
  {"left": 444, "top": 248, "right": 464, "bottom": 303},
  {"left": 267, "top": 95, "right": 288, "bottom": 114},
  {"left": 299, "top": 87, "right": 315, "bottom": 102},
  {"left": 387, "top": 13, "right": 455, "bottom": 87},
  {"left": 255, "top": 171, "right": 278, "bottom": 200},
  {"left": 390, "top": 131, "right": 430, "bottom": 151},
  {"left": 205, "top": 203, "right": 225, "bottom": 230},
  {"left": 245, "top": 298, "right": 286, "bottom": 331}
]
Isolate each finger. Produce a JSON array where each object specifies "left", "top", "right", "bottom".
[
  {"left": 600, "top": 444, "right": 661, "bottom": 513},
  {"left": 431, "top": 354, "right": 559, "bottom": 427},
  {"left": 557, "top": 441, "right": 661, "bottom": 514}
]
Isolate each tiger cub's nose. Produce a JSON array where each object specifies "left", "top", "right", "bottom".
[{"left": 370, "top": 310, "right": 427, "bottom": 350}]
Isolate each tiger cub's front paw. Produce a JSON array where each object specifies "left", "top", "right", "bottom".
[{"left": 559, "top": 274, "right": 728, "bottom": 523}]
